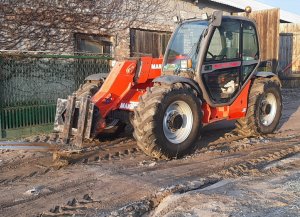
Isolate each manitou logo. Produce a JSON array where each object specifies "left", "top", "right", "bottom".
[
  {"left": 119, "top": 102, "right": 139, "bottom": 110},
  {"left": 151, "top": 64, "right": 162, "bottom": 70}
]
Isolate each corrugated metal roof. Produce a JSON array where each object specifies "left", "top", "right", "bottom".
[{"left": 210, "top": 0, "right": 300, "bottom": 23}]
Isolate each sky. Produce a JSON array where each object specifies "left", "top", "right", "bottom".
[{"left": 258, "top": 0, "right": 300, "bottom": 15}]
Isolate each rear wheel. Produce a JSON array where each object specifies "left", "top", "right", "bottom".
[
  {"left": 133, "top": 83, "right": 202, "bottom": 159},
  {"left": 236, "top": 77, "right": 282, "bottom": 136}
]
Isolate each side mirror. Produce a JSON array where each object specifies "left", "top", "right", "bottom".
[
  {"left": 211, "top": 11, "right": 223, "bottom": 27},
  {"left": 172, "top": 16, "right": 181, "bottom": 24}
]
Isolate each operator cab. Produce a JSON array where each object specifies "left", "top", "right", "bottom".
[{"left": 162, "top": 14, "right": 260, "bottom": 105}]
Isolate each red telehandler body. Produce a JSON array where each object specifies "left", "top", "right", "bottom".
[{"left": 54, "top": 11, "right": 282, "bottom": 159}]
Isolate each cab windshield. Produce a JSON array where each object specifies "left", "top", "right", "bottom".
[{"left": 163, "top": 20, "right": 208, "bottom": 74}]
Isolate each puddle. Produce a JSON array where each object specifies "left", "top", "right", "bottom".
[{"left": 0, "top": 141, "right": 57, "bottom": 151}]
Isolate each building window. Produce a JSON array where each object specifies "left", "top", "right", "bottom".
[
  {"left": 130, "top": 29, "right": 171, "bottom": 58},
  {"left": 75, "top": 33, "right": 112, "bottom": 55}
]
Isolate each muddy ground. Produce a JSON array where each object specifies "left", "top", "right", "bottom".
[{"left": 0, "top": 88, "right": 299, "bottom": 217}]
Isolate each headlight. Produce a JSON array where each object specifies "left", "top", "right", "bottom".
[
  {"left": 180, "top": 59, "right": 192, "bottom": 69},
  {"left": 180, "top": 60, "right": 188, "bottom": 69}
]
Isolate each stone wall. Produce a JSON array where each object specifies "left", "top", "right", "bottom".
[{"left": 0, "top": 0, "right": 237, "bottom": 59}]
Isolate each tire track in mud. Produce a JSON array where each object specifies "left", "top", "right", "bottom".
[
  {"left": 38, "top": 177, "right": 222, "bottom": 217},
  {"left": 75, "top": 132, "right": 300, "bottom": 171},
  {"left": 0, "top": 151, "right": 41, "bottom": 171},
  {"left": 0, "top": 153, "right": 54, "bottom": 186},
  {"left": 1, "top": 131, "right": 298, "bottom": 187},
  {"left": 1, "top": 88, "right": 299, "bottom": 216},
  {"left": 18, "top": 128, "right": 252, "bottom": 168},
  {"left": 1, "top": 130, "right": 300, "bottom": 216},
  {"left": 0, "top": 136, "right": 138, "bottom": 186},
  {"left": 36, "top": 135, "right": 300, "bottom": 216},
  {"left": 41, "top": 194, "right": 103, "bottom": 217},
  {"left": 0, "top": 177, "right": 99, "bottom": 210},
  {"left": 103, "top": 145, "right": 300, "bottom": 217},
  {"left": 218, "top": 144, "right": 300, "bottom": 177},
  {"left": 197, "top": 133, "right": 300, "bottom": 155},
  {"left": 54, "top": 140, "right": 140, "bottom": 165},
  {"left": 0, "top": 167, "right": 53, "bottom": 186}
]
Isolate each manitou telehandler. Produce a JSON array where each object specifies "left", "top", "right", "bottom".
[{"left": 54, "top": 10, "right": 282, "bottom": 159}]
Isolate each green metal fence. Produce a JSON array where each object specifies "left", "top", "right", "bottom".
[{"left": 0, "top": 51, "right": 111, "bottom": 139}]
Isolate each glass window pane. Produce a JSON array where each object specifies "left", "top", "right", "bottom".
[
  {"left": 241, "top": 22, "right": 259, "bottom": 81},
  {"left": 206, "top": 20, "right": 240, "bottom": 62},
  {"left": 242, "top": 23, "right": 259, "bottom": 61},
  {"left": 75, "top": 34, "right": 112, "bottom": 55}
]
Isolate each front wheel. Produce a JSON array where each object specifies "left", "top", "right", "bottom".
[
  {"left": 236, "top": 77, "right": 282, "bottom": 136},
  {"left": 133, "top": 83, "right": 202, "bottom": 159}
]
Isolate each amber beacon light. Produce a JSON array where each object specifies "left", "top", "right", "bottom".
[{"left": 245, "top": 6, "right": 252, "bottom": 16}]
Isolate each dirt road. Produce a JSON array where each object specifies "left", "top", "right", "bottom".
[{"left": 0, "top": 88, "right": 299, "bottom": 217}]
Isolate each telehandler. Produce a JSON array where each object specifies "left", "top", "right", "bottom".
[{"left": 54, "top": 10, "right": 282, "bottom": 159}]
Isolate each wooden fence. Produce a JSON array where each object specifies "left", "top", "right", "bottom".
[
  {"left": 280, "top": 23, "right": 300, "bottom": 33},
  {"left": 130, "top": 29, "right": 171, "bottom": 58},
  {"left": 278, "top": 24, "right": 300, "bottom": 87}
]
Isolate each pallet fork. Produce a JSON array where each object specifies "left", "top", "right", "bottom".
[{"left": 54, "top": 95, "right": 94, "bottom": 147}]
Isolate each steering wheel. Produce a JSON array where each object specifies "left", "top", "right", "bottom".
[{"left": 207, "top": 51, "right": 215, "bottom": 58}]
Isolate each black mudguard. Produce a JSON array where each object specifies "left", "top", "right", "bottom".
[
  {"left": 153, "top": 75, "right": 202, "bottom": 95},
  {"left": 255, "top": 71, "right": 277, "bottom": 78},
  {"left": 255, "top": 71, "right": 281, "bottom": 86}
]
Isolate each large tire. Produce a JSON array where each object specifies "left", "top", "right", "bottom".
[
  {"left": 75, "top": 80, "right": 102, "bottom": 98},
  {"left": 133, "top": 83, "right": 202, "bottom": 159},
  {"left": 236, "top": 77, "right": 282, "bottom": 137}
]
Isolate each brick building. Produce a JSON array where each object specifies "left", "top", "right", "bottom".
[
  {"left": 1, "top": 0, "right": 299, "bottom": 59},
  {"left": 0, "top": 0, "right": 238, "bottom": 59}
]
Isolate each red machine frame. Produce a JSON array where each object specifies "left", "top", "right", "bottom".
[{"left": 91, "top": 57, "right": 251, "bottom": 130}]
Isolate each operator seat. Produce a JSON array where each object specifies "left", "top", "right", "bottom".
[{"left": 219, "top": 47, "right": 238, "bottom": 59}]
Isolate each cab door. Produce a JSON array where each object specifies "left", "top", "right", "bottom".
[
  {"left": 202, "top": 18, "right": 242, "bottom": 104},
  {"left": 241, "top": 21, "right": 259, "bottom": 82}
]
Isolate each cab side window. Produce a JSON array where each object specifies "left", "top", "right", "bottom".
[
  {"left": 242, "top": 22, "right": 259, "bottom": 61},
  {"left": 242, "top": 22, "right": 259, "bottom": 81},
  {"left": 206, "top": 20, "right": 240, "bottom": 62}
]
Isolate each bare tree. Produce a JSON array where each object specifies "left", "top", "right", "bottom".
[{"left": 0, "top": 0, "right": 173, "bottom": 52}]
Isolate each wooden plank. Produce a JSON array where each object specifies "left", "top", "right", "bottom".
[
  {"left": 129, "top": 28, "right": 171, "bottom": 57},
  {"left": 279, "top": 33, "right": 300, "bottom": 78},
  {"left": 288, "top": 35, "right": 293, "bottom": 74},
  {"left": 157, "top": 33, "right": 162, "bottom": 57},
  {"left": 280, "top": 23, "right": 300, "bottom": 33},
  {"left": 141, "top": 30, "right": 144, "bottom": 55},
  {"left": 84, "top": 102, "right": 95, "bottom": 139},
  {"left": 279, "top": 34, "right": 289, "bottom": 75},
  {"left": 75, "top": 96, "right": 89, "bottom": 147},
  {"left": 292, "top": 34, "right": 300, "bottom": 72},
  {"left": 62, "top": 95, "right": 76, "bottom": 144},
  {"left": 279, "top": 23, "right": 300, "bottom": 85},
  {"left": 129, "top": 29, "right": 135, "bottom": 57},
  {"left": 153, "top": 33, "right": 159, "bottom": 58}
]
